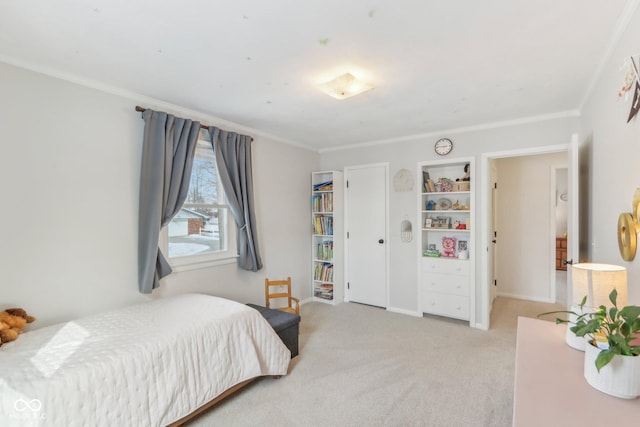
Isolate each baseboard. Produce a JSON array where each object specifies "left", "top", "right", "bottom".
[
  {"left": 497, "top": 292, "right": 555, "bottom": 304},
  {"left": 386, "top": 306, "right": 422, "bottom": 317}
]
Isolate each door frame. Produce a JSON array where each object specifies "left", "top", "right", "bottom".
[
  {"left": 549, "top": 165, "right": 569, "bottom": 304},
  {"left": 343, "top": 163, "right": 390, "bottom": 307},
  {"left": 479, "top": 140, "right": 575, "bottom": 330}
]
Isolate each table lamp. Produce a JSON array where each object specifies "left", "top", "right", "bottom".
[{"left": 566, "top": 263, "right": 628, "bottom": 350}]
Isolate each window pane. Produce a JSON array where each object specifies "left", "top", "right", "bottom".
[
  {"left": 187, "top": 143, "right": 220, "bottom": 205},
  {"left": 167, "top": 140, "right": 234, "bottom": 263},
  {"left": 168, "top": 207, "right": 228, "bottom": 258}
]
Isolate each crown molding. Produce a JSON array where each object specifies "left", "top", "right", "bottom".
[
  {"left": 0, "top": 54, "right": 311, "bottom": 151},
  {"left": 318, "top": 110, "right": 580, "bottom": 153}
]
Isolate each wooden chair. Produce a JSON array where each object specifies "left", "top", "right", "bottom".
[{"left": 265, "top": 277, "right": 300, "bottom": 315}]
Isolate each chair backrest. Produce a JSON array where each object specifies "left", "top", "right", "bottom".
[{"left": 265, "top": 277, "right": 292, "bottom": 309}]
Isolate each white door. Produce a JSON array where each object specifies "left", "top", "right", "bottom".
[
  {"left": 345, "top": 164, "right": 387, "bottom": 307},
  {"left": 489, "top": 162, "right": 499, "bottom": 304},
  {"left": 566, "top": 134, "right": 580, "bottom": 308}
]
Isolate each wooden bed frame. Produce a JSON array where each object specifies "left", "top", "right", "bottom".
[{"left": 167, "top": 378, "right": 256, "bottom": 426}]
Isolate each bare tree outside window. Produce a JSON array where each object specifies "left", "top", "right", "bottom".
[{"left": 167, "top": 141, "right": 229, "bottom": 258}]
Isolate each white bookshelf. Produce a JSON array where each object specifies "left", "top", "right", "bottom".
[
  {"left": 418, "top": 158, "right": 475, "bottom": 322},
  {"left": 311, "top": 171, "right": 343, "bottom": 304}
]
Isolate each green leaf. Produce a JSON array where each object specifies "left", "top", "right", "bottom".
[
  {"left": 609, "top": 289, "right": 618, "bottom": 307},
  {"left": 610, "top": 334, "right": 630, "bottom": 354},
  {"left": 620, "top": 323, "right": 631, "bottom": 337},
  {"left": 572, "top": 319, "right": 602, "bottom": 337},
  {"left": 609, "top": 307, "right": 618, "bottom": 321},
  {"left": 595, "top": 350, "right": 615, "bottom": 372},
  {"left": 579, "top": 295, "right": 587, "bottom": 310},
  {"left": 619, "top": 306, "right": 640, "bottom": 325},
  {"left": 537, "top": 309, "right": 578, "bottom": 319}
]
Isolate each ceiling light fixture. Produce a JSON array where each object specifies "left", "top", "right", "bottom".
[{"left": 319, "top": 72, "right": 373, "bottom": 100}]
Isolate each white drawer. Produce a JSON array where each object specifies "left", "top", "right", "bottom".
[
  {"left": 421, "top": 258, "right": 469, "bottom": 276},
  {"left": 422, "top": 292, "right": 470, "bottom": 320},
  {"left": 421, "top": 273, "right": 469, "bottom": 296}
]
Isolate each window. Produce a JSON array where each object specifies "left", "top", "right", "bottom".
[{"left": 164, "top": 137, "right": 237, "bottom": 270}]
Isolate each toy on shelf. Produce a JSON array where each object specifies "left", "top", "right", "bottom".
[{"left": 442, "top": 236, "right": 457, "bottom": 258}]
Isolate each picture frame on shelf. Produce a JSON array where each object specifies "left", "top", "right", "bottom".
[
  {"left": 424, "top": 218, "right": 433, "bottom": 228},
  {"left": 458, "top": 240, "right": 467, "bottom": 251},
  {"left": 432, "top": 216, "right": 450, "bottom": 229}
]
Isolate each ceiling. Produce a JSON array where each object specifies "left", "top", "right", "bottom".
[{"left": 0, "top": 1, "right": 634, "bottom": 151}]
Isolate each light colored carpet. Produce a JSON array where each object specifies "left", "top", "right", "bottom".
[{"left": 184, "top": 297, "right": 564, "bottom": 427}]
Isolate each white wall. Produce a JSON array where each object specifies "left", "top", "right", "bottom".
[
  {"left": 320, "top": 117, "right": 580, "bottom": 323},
  {"left": 555, "top": 168, "right": 568, "bottom": 237},
  {"left": 495, "top": 152, "right": 567, "bottom": 302},
  {"left": 579, "top": 7, "right": 640, "bottom": 305},
  {"left": 0, "top": 62, "right": 319, "bottom": 327}
]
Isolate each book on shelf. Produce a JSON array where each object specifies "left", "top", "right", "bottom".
[
  {"left": 314, "top": 283, "right": 334, "bottom": 299},
  {"left": 316, "top": 240, "right": 333, "bottom": 260},
  {"left": 423, "top": 171, "right": 441, "bottom": 192},
  {"left": 313, "top": 263, "right": 334, "bottom": 282},
  {"left": 313, "top": 215, "right": 333, "bottom": 235},
  {"left": 426, "top": 179, "right": 435, "bottom": 192},
  {"left": 313, "top": 180, "right": 333, "bottom": 191},
  {"left": 312, "top": 192, "right": 334, "bottom": 212}
]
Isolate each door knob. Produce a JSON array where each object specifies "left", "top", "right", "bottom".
[
  {"left": 563, "top": 259, "right": 573, "bottom": 266},
  {"left": 492, "top": 240, "right": 497, "bottom": 244},
  {"left": 378, "top": 239, "right": 384, "bottom": 244}
]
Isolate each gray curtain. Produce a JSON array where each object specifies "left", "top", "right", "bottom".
[
  {"left": 138, "top": 109, "right": 201, "bottom": 293},
  {"left": 208, "top": 127, "right": 263, "bottom": 271}
]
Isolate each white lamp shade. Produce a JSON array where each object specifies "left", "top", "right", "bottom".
[
  {"left": 571, "top": 263, "right": 628, "bottom": 308},
  {"left": 565, "top": 263, "right": 628, "bottom": 351}
]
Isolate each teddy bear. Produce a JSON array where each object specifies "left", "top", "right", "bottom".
[
  {"left": 442, "top": 236, "right": 457, "bottom": 258},
  {"left": 0, "top": 308, "right": 36, "bottom": 346}
]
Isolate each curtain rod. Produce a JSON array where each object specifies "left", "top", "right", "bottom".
[
  {"left": 135, "top": 106, "right": 253, "bottom": 142},
  {"left": 135, "top": 105, "right": 210, "bottom": 130}
]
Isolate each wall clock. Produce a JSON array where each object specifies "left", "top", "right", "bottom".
[{"left": 434, "top": 138, "right": 453, "bottom": 156}]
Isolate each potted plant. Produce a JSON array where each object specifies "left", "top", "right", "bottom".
[{"left": 539, "top": 289, "right": 640, "bottom": 399}]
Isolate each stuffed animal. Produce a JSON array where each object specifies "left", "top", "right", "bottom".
[
  {"left": 442, "top": 236, "right": 457, "bottom": 258},
  {"left": 0, "top": 308, "right": 36, "bottom": 346},
  {"left": 456, "top": 163, "right": 471, "bottom": 182}
]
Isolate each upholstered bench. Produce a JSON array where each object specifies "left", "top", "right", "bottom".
[{"left": 247, "top": 304, "right": 300, "bottom": 358}]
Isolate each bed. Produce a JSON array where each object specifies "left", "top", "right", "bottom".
[{"left": 0, "top": 293, "right": 291, "bottom": 426}]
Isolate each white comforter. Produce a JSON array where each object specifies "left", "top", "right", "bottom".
[{"left": 0, "top": 294, "right": 290, "bottom": 426}]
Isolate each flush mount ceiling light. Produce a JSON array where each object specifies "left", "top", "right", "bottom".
[{"left": 319, "top": 72, "right": 373, "bottom": 100}]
